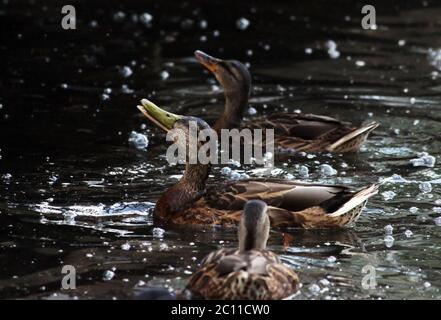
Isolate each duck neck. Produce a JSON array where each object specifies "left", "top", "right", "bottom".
[
  {"left": 240, "top": 229, "right": 267, "bottom": 251},
  {"left": 155, "top": 162, "right": 210, "bottom": 219},
  {"left": 213, "top": 89, "right": 249, "bottom": 133}
]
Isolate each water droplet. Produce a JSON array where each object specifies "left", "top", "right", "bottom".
[
  {"left": 355, "top": 60, "right": 366, "bottom": 67},
  {"left": 327, "top": 256, "right": 336, "bottom": 263},
  {"left": 152, "top": 227, "right": 165, "bottom": 238},
  {"left": 309, "top": 284, "right": 320, "bottom": 294},
  {"left": 419, "top": 182, "right": 432, "bottom": 193},
  {"left": 247, "top": 107, "right": 257, "bottom": 115},
  {"left": 320, "top": 164, "right": 337, "bottom": 176},
  {"left": 139, "top": 12, "right": 153, "bottom": 26},
  {"left": 128, "top": 131, "right": 149, "bottom": 150},
  {"left": 160, "top": 70, "right": 169, "bottom": 80},
  {"left": 384, "top": 235, "right": 395, "bottom": 248},
  {"left": 113, "top": 11, "right": 126, "bottom": 22},
  {"left": 121, "top": 243, "right": 131, "bottom": 251},
  {"left": 103, "top": 270, "right": 115, "bottom": 281},
  {"left": 298, "top": 165, "right": 309, "bottom": 178},
  {"left": 381, "top": 191, "right": 396, "bottom": 201},
  {"left": 384, "top": 224, "right": 394, "bottom": 234},
  {"left": 409, "top": 207, "right": 419, "bottom": 214},
  {"left": 236, "top": 17, "right": 250, "bottom": 30},
  {"left": 120, "top": 66, "right": 133, "bottom": 78}
]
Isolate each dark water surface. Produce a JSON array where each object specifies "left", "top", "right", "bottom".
[{"left": 1, "top": 0, "right": 441, "bottom": 299}]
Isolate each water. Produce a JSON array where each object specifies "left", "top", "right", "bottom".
[{"left": 1, "top": 0, "right": 441, "bottom": 300}]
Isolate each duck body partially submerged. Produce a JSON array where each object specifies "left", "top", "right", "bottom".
[
  {"left": 186, "top": 200, "right": 299, "bottom": 300},
  {"left": 194, "top": 50, "right": 378, "bottom": 153},
  {"left": 138, "top": 99, "right": 378, "bottom": 229}
]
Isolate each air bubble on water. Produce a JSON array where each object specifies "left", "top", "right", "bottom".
[
  {"left": 128, "top": 131, "right": 149, "bottom": 150},
  {"left": 409, "top": 207, "right": 419, "bottom": 214},
  {"left": 428, "top": 48, "right": 441, "bottom": 71},
  {"left": 159, "top": 243, "right": 169, "bottom": 251},
  {"left": 228, "top": 159, "right": 241, "bottom": 167},
  {"left": 103, "top": 270, "right": 115, "bottom": 281},
  {"left": 410, "top": 97, "right": 416, "bottom": 104},
  {"left": 139, "top": 12, "right": 153, "bottom": 26},
  {"left": 247, "top": 107, "right": 257, "bottom": 115},
  {"left": 230, "top": 170, "right": 241, "bottom": 180},
  {"left": 325, "top": 40, "right": 340, "bottom": 59},
  {"left": 419, "top": 182, "right": 432, "bottom": 193},
  {"left": 320, "top": 164, "right": 337, "bottom": 176},
  {"left": 160, "top": 70, "right": 169, "bottom": 80},
  {"left": 61, "top": 83, "right": 68, "bottom": 89},
  {"left": 384, "top": 235, "right": 395, "bottom": 248},
  {"left": 101, "top": 93, "right": 110, "bottom": 101},
  {"left": 384, "top": 224, "right": 393, "bottom": 234},
  {"left": 221, "top": 167, "right": 232, "bottom": 175},
  {"left": 319, "top": 279, "right": 330, "bottom": 286},
  {"left": 433, "top": 207, "right": 441, "bottom": 214},
  {"left": 434, "top": 217, "right": 441, "bottom": 226},
  {"left": 381, "top": 191, "right": 396, "bottom": 201},
  {"left": 355, "top": 60, "right": 366, "bottom": 67},
  {"left": 398, "top": 39, "right": 406, "bottom": 46},
  {"left": 120, "top": 66, "right": 133, "bottom": 78},
  {"left": 305, "top": 48, "right": 313, "bottom": 54},
  {"left": 284, "top": 173, "right": 294, "bottom": 180},
  {"left": 309, "top": 284, "right": 320, "bottom": 294},
  {"left": 409, "top": 152, "right": 436, "bottom": 168},
  {"left": 198, "top": 20, "right": 208, "bottom": 29},
  {"left": 404, "top": 230, "right": 413, "bottom": 238},
  {"left": 121, "top": 243, "right": 131, "bottom": 251},
  {"left": 113, "top": 11, "right": 126, "bottom": 22},
  {"left": 121, "top": 84, "right": 134, "bottom": 94},
  {"left": 298, "top": 165, "right": 309, "bottom": 178},
  {"left": 424, "top": 281, "right": 431, "bottom": 288},
  {"left": 137, "top": 280, "right": 146, "bottom": 287},
  {"left": 236, "top": 17, "right": 250, "bottom": 30},
  {"left": 153, "top": 227, "right": 165, "bottom": 238},
  {"left": 327, "top": 256, "right": 336, "bottom": 263}
]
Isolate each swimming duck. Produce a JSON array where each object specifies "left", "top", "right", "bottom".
[
  {"left": 194, "top": 50, "right": 379, "bottom": 153},
  {"left": 137, "top": 99, "right": 378, "bottom": 229},
  {"left": 186, "top": 200, "right": 299, "bottom": 300}
]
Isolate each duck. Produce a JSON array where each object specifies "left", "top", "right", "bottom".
[
  {"left": 136, "top": 99, "right": 378, "bottom": 229},
  {"left": 137, "top": 201, "right": 299, "bottom": 300},
  {"left": 186, "top": 199, "right": 299, "bottom": 300},
  {"left": 194, "top": 50, "right": 379, "bottom": 153}
]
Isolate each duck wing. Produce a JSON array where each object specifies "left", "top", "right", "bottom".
[
  {"left": 243, "top": 113, "right": 378, "bottom": 152},
  {"left": 205, "top": 179, "right": 378, "bottom": 228}
]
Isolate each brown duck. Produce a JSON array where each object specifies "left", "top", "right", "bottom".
[
  {"left": 194, "top": 50, "right": 379, "bottom": 153},
  {"left": 186, "top": 199, "right": 299, "bottom": 300},
  {"left": 137, "top": 99, "right": 378, "bottom": 229}
]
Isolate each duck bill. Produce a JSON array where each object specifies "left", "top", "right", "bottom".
[
  {"left": 137, "top": 99, "right": 182, "bottom": 132},
  {"left": 194, "top": 50, "right": 221, "bottom": 73}
]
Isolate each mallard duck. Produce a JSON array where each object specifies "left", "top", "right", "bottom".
[
  {"left": 194, "top": 50, "right": 379, "bottom": 153},
  {"left": 186, "top": 200, "right": 299, "bottom": 300},
  {"left": 136, "top": 99, "right": 378, "bottom": 228}
]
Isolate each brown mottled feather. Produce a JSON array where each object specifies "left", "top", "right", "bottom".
[
  {"left": 186, "top": 248, "right": 299, "bottom": 300},
  {"left": 155, "top": 179, "right": 378, "bottom": 229},
  {"left": 242, "top": 113, "right": 378, "bottom": 153}
]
